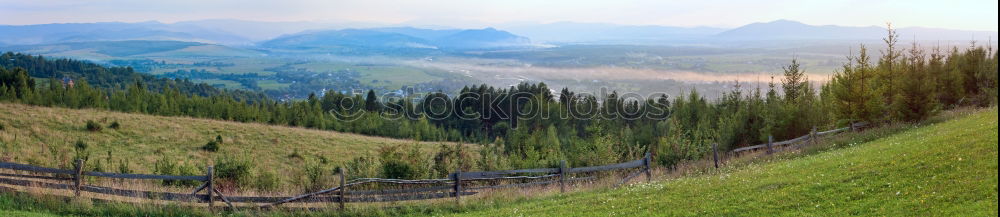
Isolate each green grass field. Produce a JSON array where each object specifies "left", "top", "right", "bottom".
[
  {"left": 445, "top": 107, "right": 998, "bottom": 216},
  {"left": 289, "top": 62, "right": 445, "bottom": 89},
  {"left": 191, "top": 78, "right": 247, "bottom": 89},
  {"left": 0, "top": 210, "right": 60, "bottom": 217}
]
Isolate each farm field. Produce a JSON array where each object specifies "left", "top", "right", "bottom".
[{"left": 445, "top": 107, "right": 998, "bottom": 216}]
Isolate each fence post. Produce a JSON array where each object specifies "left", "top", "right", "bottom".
[
  {"left": 73, "top": 159, "right": 83, "bottom": 196},
  {"left": 559, "top": 160, "right": 567, "bottom": 193},
  {"left": 338, "top": 167, "right": 346, "bottom": 210},
  {"left": 767, "top": 135, "right": 774, "bottom": 154},
  {"left": 643, "top": 152, "right": 652, "bottom": 182},
  {"left": 206, "top": 165, "right": 214, "bottom": 211},
  {"left": 712, "top": 143, "right": 719, "bottom": 169},
  {"left": 811, "top": 126, "right": 818, "bottom": 145},
  {"left": 453, "top": 169, "right": 462, "bottom": 206}
]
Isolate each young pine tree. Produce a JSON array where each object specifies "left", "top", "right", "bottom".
[{"left": 830, "top": 45, "right": 883, "bottom": 124}]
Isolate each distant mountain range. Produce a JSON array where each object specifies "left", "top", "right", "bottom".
[
  {"left": 504, "top": 20, "right": 996, "bottom": 44},
  {"left": 1, "top": 19, "right": 996, "bottom": 53},
  {"left": 0, "top": 40, "right": 264, "bottom": 60},
  {"left": 261, "top": 27, "right": 531, "bottom": 50},
  {"left": 0, "top": 21, "right": 252, "bottom": 45},
  {"left": 714, "top": 20, "right": 997, "bottom": 41},
  {"left": 501, "top": 22, "right": 728, "bottom": 43}
]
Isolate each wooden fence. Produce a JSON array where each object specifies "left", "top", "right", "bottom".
[
  {"left": 1, "top": 122, "right": 867, "bottom": 210},
  {"left": 0, "top": 153, "right": 652, "bottom": 210},
  {"left": 729, "top": 122, "right": 868, "bottom": 155}
]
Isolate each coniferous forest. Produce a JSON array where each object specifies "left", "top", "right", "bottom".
[{"left": 1, "top": 28, "right": 997, "bottom": 179}]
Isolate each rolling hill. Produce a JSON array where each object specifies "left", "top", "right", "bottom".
[
  {"left": 0, "top": 103, "right": 449, "bottom": 186},
  {"left": 0, "top": 21, "right": 251, "bottom": 45},
  {"left": 260, "top": 27, "right": 532, "bottom": 51},
  {"left": 449, "top": 107, "right": 998, "bottom": 216},
  {"left": 261, "top": 29, "right": 437, "bottom": 50},
  {"left": 502, "top": 21, "right": 727, "bottom": 43},
  {"left": 0, "top": 40, "right": 264, "bottom": 59}
]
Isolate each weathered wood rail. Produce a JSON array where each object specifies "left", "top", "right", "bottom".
[
  {"left": 0, "top": 152, "right": 653, "bottom": 210},
  {"left": 1, "top": 122, "right": 869, "bottom": 211},
  {"left": 730, "top": 122, "right": 868, "bottom": 154}
]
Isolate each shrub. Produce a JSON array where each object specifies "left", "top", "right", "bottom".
[
  {"left": 108, "top": 121, "right": 121, "bottom": 129},
  {"left": 215, "top": 135, "right": 223, "bottom": 144},
  {"left": 380, "top": 145, "right": 422, "bottom": 179},
  {"left": 287, "top": 149, "right": 303, "bottom": 159},
  {"left": 153, "top": 157, "right": 200, "bottom": 187},
  {"left": 299, "top": 160, "right": 330, "bottom": 191},
  {"left": 215, "top": 155, "right": 255, "bottom": 188},
  {"left": 255, "top": 169, "right": 282, "bottom": 192},
  {"left": 381, "top": 161, "right": 415, "bottom": 179},
  {"left": 85, "top": 120, "right": 102, "bottom": 132},
  {"left": 74, "top": 140, "right": 90, "bottom": 161},
  {"left": 201, "top": 140, "right": 219, "bottom": 152},
  {"left": 0, "top": 123, "right": 5, "bottom": 131},
  {"left": 174, "top": 163, "right": 201, "bottom": 187},
  {"left": 153, "top": 157, "right": 178, "bottom": 185},
  {"left": 74, "top": 140, "right": 88, "bottom": 150},
  {"left": 344, "top": 154, "right": 381, "bottom": 179}
]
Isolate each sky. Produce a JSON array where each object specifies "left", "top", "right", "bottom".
[{"left": 1, "top": 0, "right": 997, "bottom": 31}]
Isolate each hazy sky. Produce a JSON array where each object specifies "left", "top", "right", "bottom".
[{"left": 1, "top": 0, "right": 996, "bottom": 31}]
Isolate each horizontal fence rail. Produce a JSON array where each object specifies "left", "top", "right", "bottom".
[
  {"left": 1, "top": 153, "right": 654, "bottom": 210},
  {"left": 730, "top": 122, "right": 868, "bottom": 154},
  {"left": 1, "top": 121, "right": 870, "bottom": 211}
]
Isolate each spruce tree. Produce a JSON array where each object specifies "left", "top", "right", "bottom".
[{"left": 831, "top": 45, "right": 882, "bottom": 123}]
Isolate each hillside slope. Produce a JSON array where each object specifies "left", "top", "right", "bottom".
[
  {"left": 450, "top": 108, "right": 998, "bottom": 216},
  {"left": 0, "top": 103, "right": 446, "bottom": 176}
]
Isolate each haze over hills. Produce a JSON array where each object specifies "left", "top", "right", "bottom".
[
  {"left": 0, "top": 21, "right": 253, "bottom": 45},
  {"left": 500, "top": 21, "right": 728, "bottom": 44},
  {"left": 1, "top": 40, "right": 265, "bottom": 59},
  {"left": 3, "top": 19, "right": 996, "bottom": 48},
  {"left": 715, "top": 19, "right": 998, "bottom": 41},
  {"left": 260, "top": 27, "right": 532, "bottom": 51}
]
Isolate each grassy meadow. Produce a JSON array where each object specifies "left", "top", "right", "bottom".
[
  {"left": 0, "top": 103, "right": 453, "bottom": 185},
  {"left": 1, "top": 107, "right": 994, "bottom": 216},
  {"left": 444, "top": 107, "right": 998, "bottom": 216}
]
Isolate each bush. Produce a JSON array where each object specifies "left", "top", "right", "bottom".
[
  {"left": 85, "top": 120, "right": 102, "bottom": 132},
  {"left": 381, "top": 161, "right": 415, "bottom": 179},
  {"left": 344, "top": 154, "right": 381, "bottom": 179},
  {"left": 378, "top": 145, "right": 430, "bottom": 179},
  {"left": 287, "top": 149, "right": 303, "bottom": 159},
  {"left": 0, "top": 123, "right": 5, "bottom": 131},
  {"left": 298, "top": 160, "right": 331, "bottom": 191},
  {"left": 215, "top": 155, "right": 255, "bottom": 188},
  {"left": 108, "top": 121, "right": 121, "bottom": 129},
  {"left": 202, "top": 140, "right": 220, "bottom": 152},
  {"left": 255, "top": 169, "right": 282, "bottom": 192},
  {"left": 74, "top": 140, "right": 88, "bottom": 150},
  {"left": 74, "top": 140, "right": 90, "bottom": 161},
  {"left": 153, "top": 157, "right": 200, "bottom": 187}
]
